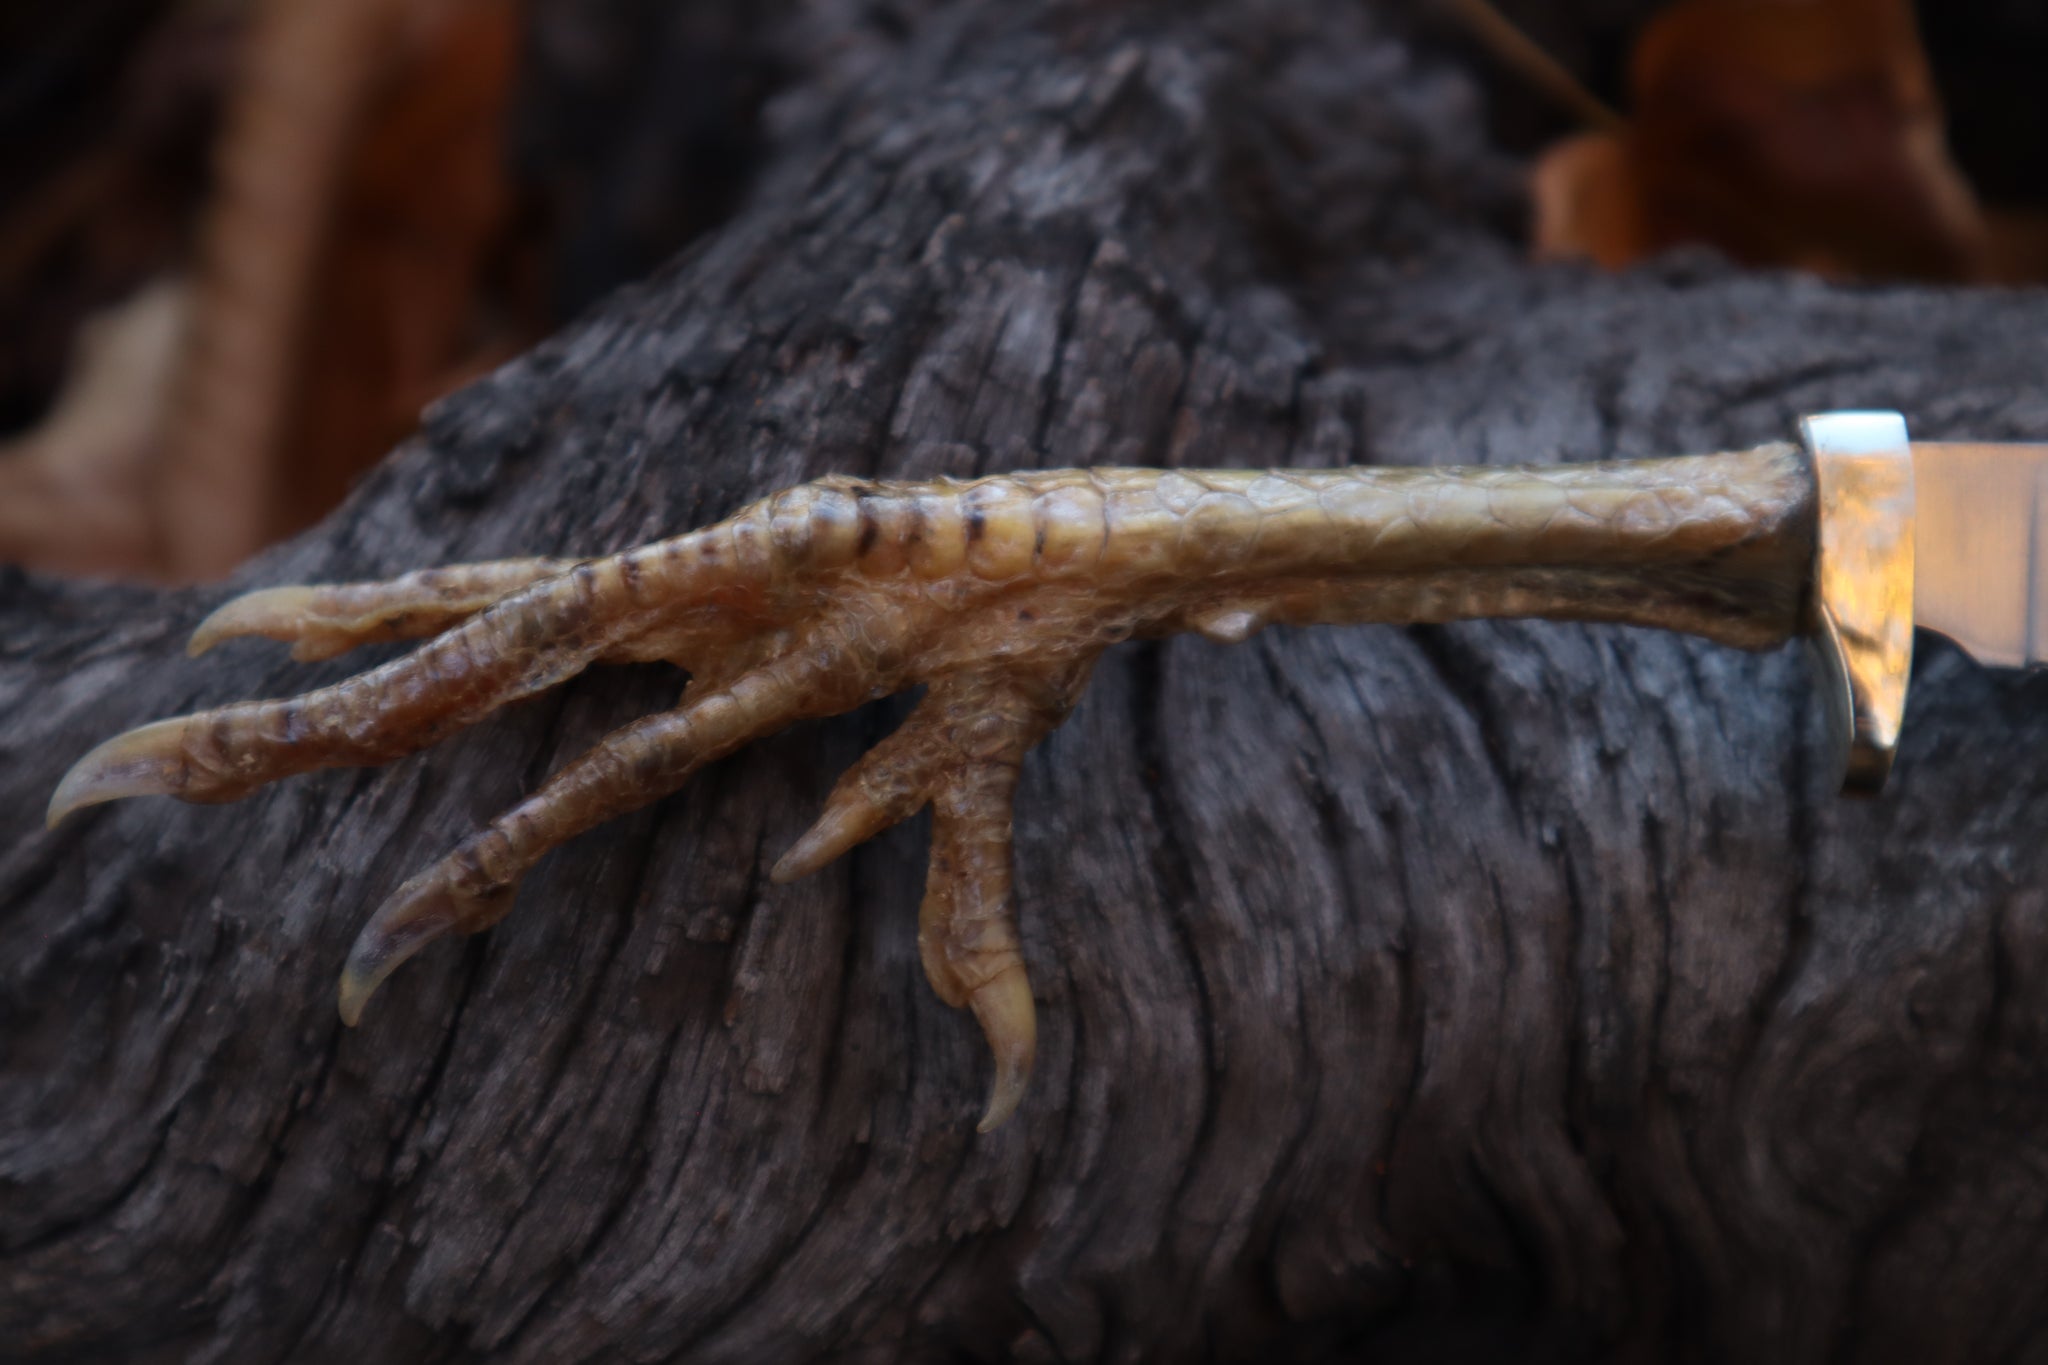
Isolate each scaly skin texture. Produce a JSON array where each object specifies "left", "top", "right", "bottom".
[{"left": 49, "top": 443, "right": 1817, "bottom": 1128}]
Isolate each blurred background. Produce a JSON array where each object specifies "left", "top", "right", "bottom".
[{"left": 1, "top": 0, "right": 2042, "bottom": 583}]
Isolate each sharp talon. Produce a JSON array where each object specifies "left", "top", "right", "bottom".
[
  {"left": 970, "top": 963, "right": 1036, "bottom": 1132},
  {"left": 337, "top": 870, "right": 512, "bottom": 1025},
  {"left": 771, "top": 790, "right": 900, "bottom": 883},
  {"left": 335, "top": 961, "right": 380, "bottom": 1028},
  {"left": 775, "top": 703, "right": 954, "bottom": 883},
  {"left": 47, "top": 718, "right": 192, "bottom": 827},
  {"left": 188, "top": 586, "right": 322, "bottom": 657}
]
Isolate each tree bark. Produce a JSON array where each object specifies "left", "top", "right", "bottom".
[{"left": 6, "top": 1, "right": 2048, "bottom": 1360}]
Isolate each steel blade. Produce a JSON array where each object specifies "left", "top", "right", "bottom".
[{"left": 1912, "top": 441, "right": 2048, "bottom": 668}]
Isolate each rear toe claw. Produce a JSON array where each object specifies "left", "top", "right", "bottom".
[{"left": 970, "top": 964, "right": 1036, "bottom": 1131}]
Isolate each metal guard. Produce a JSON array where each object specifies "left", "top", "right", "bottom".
[{"left": 1801, "top": 411, "right": 1915, "bottom": 794}]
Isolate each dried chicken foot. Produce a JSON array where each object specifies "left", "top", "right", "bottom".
[{"left": 50, "top": 451, "right": 1819, "bottom": 1127}]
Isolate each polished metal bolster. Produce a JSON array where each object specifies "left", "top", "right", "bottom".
[{"left": 1801, "top": 411, "right": 1915, "bottom": 794}]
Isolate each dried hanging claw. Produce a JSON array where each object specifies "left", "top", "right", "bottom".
[{"left": 50, "top": 452, "right": 1818, "bottom": 1128}]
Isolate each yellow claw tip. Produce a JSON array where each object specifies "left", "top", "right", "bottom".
[
  {"left": 336, "top": 971, "right": 371, "bottom": 1027},
  {"left": 969, "top": 964, "right": 1037, "bottom": 1132},
  {"left": 185, "top": 609, "right": 239, "bottom": 659},
  {"left": 336, "top": 925, "right": 409, "bottom": 1030},
  {"left": 765, "top": 849, "right": 811, "bottom": 886},
  {"left": 188, "top": 586, "right": 321, "bottom": 657},
  {"left": 339, "top": 870, "right": 513, "bottom": 1027},
  {"left": 771, "top": 794, "right": 891, "bottom": 884},
  {"left": 976, "top": 1093, "right": 1024, "bottom": 1134},
  {"left": 46, "top": 718, "right": 190, "bottom": 827}
]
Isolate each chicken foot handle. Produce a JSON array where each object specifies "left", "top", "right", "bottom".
[{"left": 50, "top": 440, "right": 1824, "bottom": 1129}]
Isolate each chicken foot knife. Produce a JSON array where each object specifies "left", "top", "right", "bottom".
[{"left": 47, "top": 411, "right": 2032, "bottom": 1128}]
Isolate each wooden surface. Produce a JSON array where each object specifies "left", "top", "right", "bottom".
[{"left": 6, "top": 0, "right": 2048, "bottom": 1359}]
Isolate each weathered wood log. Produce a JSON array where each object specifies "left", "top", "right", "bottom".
[{"left": 6, "top": 1, "right": 2048, "bottom": 1359}]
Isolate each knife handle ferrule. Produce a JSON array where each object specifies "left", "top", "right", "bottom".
[{"left": 1800, "top": 411, "right": 1915, "bottom": 794}]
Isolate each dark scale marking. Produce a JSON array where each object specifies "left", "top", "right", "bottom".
[
  {"left": 966, "top": 507, "right": 987, "bottom": 543},
  {"left": 856, "top": 496, "right": 881, "bottom": 557},
  {"left": 769, "top": 494, "right": 813, "bottom": 568},
  {"left": 453, "top": 834, "right": 492, "bottom": 890},
  {"left": 209, "top": 713, "right": 235, "bottom": 776},
  {"left": 486, "top": 825, "right": 526, "bottom": 886},
  {"left": 631, "top": 734, "right": 677, "bottom": 786},
  {"left": 551, "top": 595, "right": 597, "bottom": 644}
]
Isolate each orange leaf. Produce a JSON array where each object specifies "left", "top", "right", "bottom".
[
  {"left": 276, "top": 0, "right": 532, "bottom": 541},
  {"left": 1532, "top": 0, "right": 1990, "bottom": 281}
]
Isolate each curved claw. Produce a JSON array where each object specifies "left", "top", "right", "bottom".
[
  {"left": 771, "top": 790, "right": 895, "bottom": 883},
  {"left": 188, "top": 586, "right": 325, "bottom": 657},
  {"left": 772, "top": 694, "right": 956, "bottom": 883},
  {"left": 917, "top": 741, "right": 1046, "bottom": 1129},
  {"left": 970, "top": 964, "right": 1036, "bottom": 1131},
  {"left": 338, "top": 867, "right": 514, "bottom": 1025},
  {"left": 48, "top": 718, "right": 197, "bottom": 827},
  {"left": 191, "top": 560, "right": 582, "bottom": 662}
]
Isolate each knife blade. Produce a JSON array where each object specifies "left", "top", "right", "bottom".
[
  {"left": 1802, "top": 411, "right": 2045, "bottom": 794},
  {"left": 1912, "top": 439, "right": 2048, "bottom": 669}
]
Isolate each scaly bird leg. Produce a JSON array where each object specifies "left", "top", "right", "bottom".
[{"left": 52, "top": 453, "right": 1819, "bottom": 1127}]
